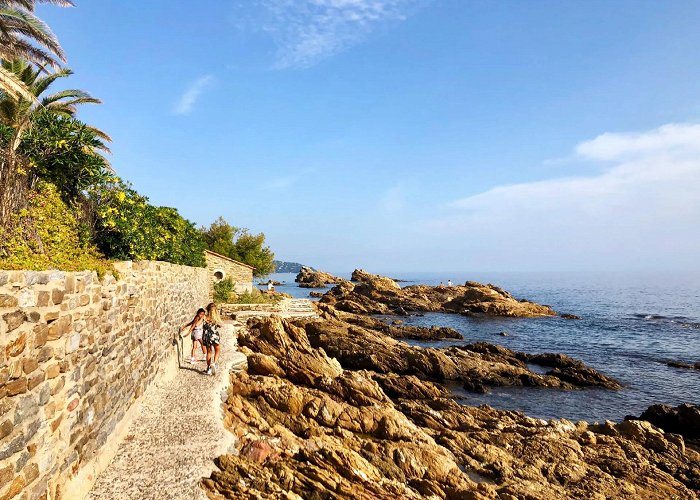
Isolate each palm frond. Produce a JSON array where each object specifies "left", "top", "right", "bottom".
[{"left": 0, "top": 64, "right": 33, "bottom": 100}]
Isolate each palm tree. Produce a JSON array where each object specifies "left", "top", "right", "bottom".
[
  {"left": 0, "top": 58, "right": 104, "bottom": 152},
  {"left": 0, "top": 0, "right": 73, "bottom": 98},
  {"left": 0, "top": 57, "right": 105, "bottom": 225}
]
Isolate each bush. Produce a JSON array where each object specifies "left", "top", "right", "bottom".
[
  {"left": 213, "top": 278, "right": 235, "bottom": 303},
  {"left": 0, "top": 181, "right": 112, "bottom": 276},
  {"left": 90, "top": 180, "right": 206, "bottom": 267},
  {"left": 230, "top": 288, "right": 282, "bottom": 305}
]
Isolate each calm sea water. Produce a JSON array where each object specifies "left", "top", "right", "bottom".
[{"left": 260, "top": 271, "right": 700, "bottom": 423}]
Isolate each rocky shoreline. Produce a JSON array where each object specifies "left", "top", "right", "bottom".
[
  {"left": 203, "top": 314, "right": 699, "bottom": 499},
  {"left": 202, "top": 273, "right": 698, "bottom": 499}
]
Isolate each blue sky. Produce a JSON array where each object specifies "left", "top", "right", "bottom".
[{"left": 39, "top": 1, "right": 700, "bottom": 272}]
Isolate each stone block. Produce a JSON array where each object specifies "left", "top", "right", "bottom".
[
  {"left": 0, "top": 465, "right": 11, "bottom": 489},
  {"left": 44, "top": 311, "right": 59, "bottom": 323},
  {"left": 22, "top": 359, "right": 38, "bottom": 375},
  {"left": 13, "top": 394, "right": 37, "bottom": 425},
  {"left": 0, "top": 295, "right": 17, "bottom": 309},
  {"left": 50, "top": 289, "right": 65, "bottom": 306},
  {"left": 36, "top": 292, "right": 49, "bottom": 308},
  {"left": 2, "top": 311, "right": 25, "bottom": 333},
  {"left": 50, "top": 377, "right": 65, "bottom": 396},
  {"left": 0, "top": 273, "right": 7, "bottom": 287},
  {"left": 27, "top": 372, "right": 44, "bottom": 391},
  {"left": 5, "top": 333, "right": 26, "bottom": 358},
  {"left": 26, "top": 311, "right": 40, "bottom": 323},
  {"left": 23, "top": 463, "right": 39, "bottom": 484},
  {"left": 17, "top": 289, "right": 36, "bottom": 308},
  {"left": 45, "top": 364, "right": 60, "bottom": 380},
  {"left": 38, "top": 384, "right": 50, "bottom": 406},
  {"left": 64, "top": 276, "right": 75, "bottom": 295},
  {"left": 36, "top": 347, "right": 52, "bottom": 364},
  {"left": 23, "top": 272, "right": 40, "bottom": 286},
  {"left": 47, "top": 316, "right": 71, "bottom": 341},
  {"left": 33, "top": 325, "right": 48, "bottom": 348},
  {"left": 0, "top": 420, "right": 12, "bottom": 440},
  {"left": 5, "top": 378, "right": 27, "bottom": 397},
  {"left": 78, "top": 295, "right": 90, "bottom": 307}
]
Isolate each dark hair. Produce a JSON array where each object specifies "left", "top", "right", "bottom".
[{"left": 197, "top": 308, "right": 206, "bottom": 314}]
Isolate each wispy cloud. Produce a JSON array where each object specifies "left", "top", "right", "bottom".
[
  {"left": 429, "top": 123, "right": 700, "bottom": 270},
  {"left": 251, "top": 0, "right": 427, "bottom": 69},
  {"left": 259, "top": 167, "right": 316, "bottom": 190},
  {"left": 173, "top": 75, "right": 215, "bottom": 115}
]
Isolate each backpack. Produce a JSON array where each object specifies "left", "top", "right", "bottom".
[{"left": 203, "top": 322, "right": 221, "bottom": 346}]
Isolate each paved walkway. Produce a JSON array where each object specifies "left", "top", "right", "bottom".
[{"left": 86, "top": 321, "right": 247, "bottom": 500}]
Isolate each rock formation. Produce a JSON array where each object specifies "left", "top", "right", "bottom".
[
  {"left": 629, "top": 403, "right": 700, "bottom": 446},
  {"left": 295, "top": 266, "right": 345, "bottom": 288},
  {"left": 303, "top": 312, "right": 621, "bottom": 392},
  {"left": 203, "top": 316, "right": 700, "bottom": 499},
  {"left": 321, "top": 270, "right": 556, "bottom": 317}
]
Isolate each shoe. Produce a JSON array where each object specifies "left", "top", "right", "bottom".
[
  {"left": 205, "top": 367, "right": 212, "bottom": 376},
  {"left": 211, "top": 363, "right": 217, "bottom": 376}
]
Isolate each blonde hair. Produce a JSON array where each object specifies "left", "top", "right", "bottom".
[{"left": 206, "top": 302, "right": 222, "bottom": 326}]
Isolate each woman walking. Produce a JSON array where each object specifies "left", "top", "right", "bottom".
[
  {"left": 180, "top": 308, "right": 207, "bottom": 364},
  {"left": 203, "top": 302, "right": 222, "bottom": 376}
]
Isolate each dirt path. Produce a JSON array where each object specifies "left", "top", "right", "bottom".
[{"left": 86, "top": 321, "right": 246, "bottom": 500}]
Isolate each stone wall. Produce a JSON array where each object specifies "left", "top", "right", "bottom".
[
  {"left": 205, "top": 251, "right": 253, "bottom": 295},
  {"left": 0, "top": 261, "right": 208, "bottom": 499}
]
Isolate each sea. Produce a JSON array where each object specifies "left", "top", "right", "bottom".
[{"left": 258, "top": 271, "right": 700, "bottom": 423}]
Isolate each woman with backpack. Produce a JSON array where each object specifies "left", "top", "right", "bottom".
[{"left": 202, "top": 302, "right": 222, "bottom": 376}]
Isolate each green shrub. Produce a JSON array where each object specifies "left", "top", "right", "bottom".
[
  {"left": 0, "top": 181, "right": 112, "bottom": 276},
  {"left": 91, "top": 180, "right": 206, "bottom": 267},
  {"left": 213, "top": 278, "right": 235, "bottom": 303},
  {"left": 231, "top": 288, "right": 282, "bottom": 305}
]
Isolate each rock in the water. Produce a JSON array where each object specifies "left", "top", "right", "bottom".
[
  {"left": 321, "top": 269, "right": 557, "bottom": 318},
  {"left": 308, "top": 291, "right": 324, "bottom": 298},
  {"left": 668, "top": 361, "right": 700, "bottom": 370},
  {"left": 295, "top": 266, "right": 345, "bottom": 288},
  {"left": 560, "top": 313, "right": 582, "bottom": 320}
]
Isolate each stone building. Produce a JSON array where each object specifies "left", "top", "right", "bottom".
[{"left": 204, "top": 250, "right": 254, "bottom": 295}]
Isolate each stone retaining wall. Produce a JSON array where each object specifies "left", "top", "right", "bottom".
[{"left": 0, "top": 261, "right": 208, "bottom": 499}]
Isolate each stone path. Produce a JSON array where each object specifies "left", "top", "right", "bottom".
[{"left": 86, "top": 321, "right": 247, "bottom": 500}]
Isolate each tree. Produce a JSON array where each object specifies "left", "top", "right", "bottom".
[
  {"left": 14, "top": 112, "right": 111, "bottom": 200},
  {"left": 201, "top": 217, "right": 275, "bottom": 277},
  {"left": 0, "top": 58, "right": 105, "bottom": 225},
  {"left": 0, "top": 0, "right": 73, "bottom": 99}
]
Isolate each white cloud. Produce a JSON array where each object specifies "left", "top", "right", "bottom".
[
  {"left": 252, "top": 0, "right": 426, "bottom": 68},
  {"left": 173, "top": 75, "right": 215, "bottom": 115},
  {"left": 433, "top": 123, "right": 700, "bottom": 270}
]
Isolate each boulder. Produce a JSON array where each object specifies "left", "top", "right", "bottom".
[
  {"left": 295, "top": 267, "right": 345, "bottom": 289},
  {"left": 321, "top": 270, "right": 557, "bottom": 318}
]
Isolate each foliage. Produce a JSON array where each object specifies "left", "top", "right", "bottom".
[
  {"left": 213, "top": 277, "right": 235, "bottom": 303},
  {"left": 90, "top": 179, "right": 206, "bottom": 267},
  {"left": 9, "top": 112, "right": 111, "bottom": 201},
  {"left": 230, "top": 288, "right": 282, "bottom": 305},
  {"left": 201, "top": 216, "right": 275, "bottom": 276},
  {"left": 0, "top": 1, "right": 72, "bottom": 99},
  {"left": 0, "top": 59, "right": 105, "bottom": 153},
  {"left": 0, "top": 180, "right": 112, "bottom": 276}
]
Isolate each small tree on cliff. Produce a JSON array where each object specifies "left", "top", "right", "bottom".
[{"left": 200, "top": 217, "right": 275, "bottom": 277}]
